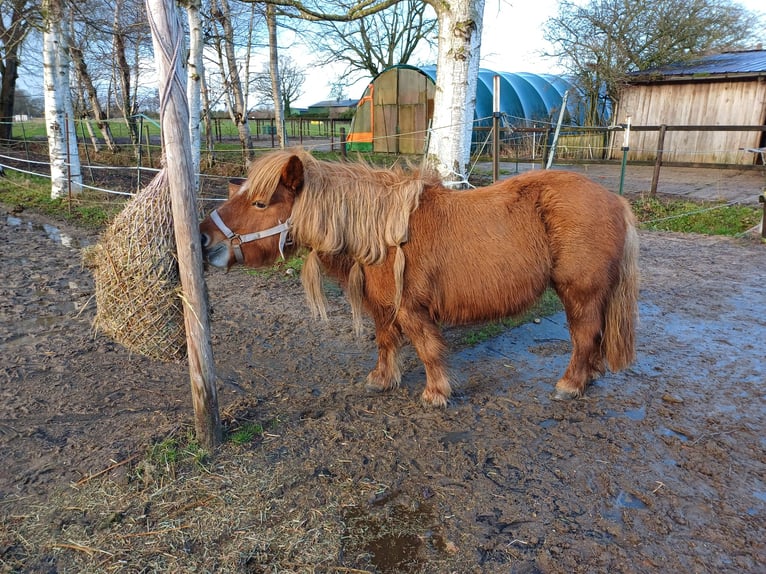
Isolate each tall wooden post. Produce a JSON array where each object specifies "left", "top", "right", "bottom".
[{"left": 146, "top": 0, "right": 221, "bottom": 451}]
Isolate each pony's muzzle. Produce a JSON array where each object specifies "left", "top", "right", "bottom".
[{"left": 201, "top": 235, "right": 231, "bottom": 269}]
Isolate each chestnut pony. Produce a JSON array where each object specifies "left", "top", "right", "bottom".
[{"left": 200, "top": 149, "right": 639, "bottom": 407}]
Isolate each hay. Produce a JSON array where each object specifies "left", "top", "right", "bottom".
[{"left": 84, "top": 169, "right": 186, "bottom": 361}]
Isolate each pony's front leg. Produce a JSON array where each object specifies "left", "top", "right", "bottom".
[
  {"left": 365, "top": 319, "right": 404, "bottom": 393},
  {"left": 395, "top": 307, "right": 451, "bottom": 408}
]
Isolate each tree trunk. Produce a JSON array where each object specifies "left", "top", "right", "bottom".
[
  {"left": 113, "top": 0, "right": 139, "bottom": 147},
  {"left": 267, "top": 4, "right": 286, "bottom": 148},
  {"left": 200, "top": 71, "right": 216, "bottom": 168},
  {"left": 42, "top": 0, "right": 82, "bottom": 199},
  {"left": 212, "top": 0, "right": 253, "bottom": 162},
  {"left": 0, "top": 41, "right": 20, "bottom": 144},
  {"left": 69, "top": 44, "right": 118, "bottom": 152},
  {"left": 425, "top": 0, "right": 484, "bottom": 186},
  {"left": 186, "top": 0, "right": 204, "bottom": 191}
]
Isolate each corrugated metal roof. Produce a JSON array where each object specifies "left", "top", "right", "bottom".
[{"left": 630, "top": 49, "right": 766, "bottom": 81}]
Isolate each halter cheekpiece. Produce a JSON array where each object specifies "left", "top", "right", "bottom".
[{"left": 209, "top": 209, "right": 292, "bottom": 264}]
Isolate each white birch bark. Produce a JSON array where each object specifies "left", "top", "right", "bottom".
[
  {"left": 186, "top": 0, "right": 203, "bottom": 191},
  {"left": 426, "top": 0, "right": 484, "bottom": 186},
  {"left": 42, "top": 0, "right": 82, "bottom": 199},
  {"left": 267, "top": 4, "right": 286, "bottom": 148},
  {"left": 213, "top": 0, "right": 252, "bottom": 161}
]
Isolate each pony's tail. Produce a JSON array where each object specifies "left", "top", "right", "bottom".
[
  {"left": 393, "top": 244, "right": 405, "bottom": 312},
  {"left": 301, "top": 250, "right": 328, "bottom": 322},
  {"left": 603, "top": 211, "right": 639, "bottom": 371},
  {"left": 348, "top": 261, "right": 365, "bottom": 336}
]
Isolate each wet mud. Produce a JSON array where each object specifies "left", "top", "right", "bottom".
[{"left": 1, "top": 208, "right": 764, "bottom": 572}]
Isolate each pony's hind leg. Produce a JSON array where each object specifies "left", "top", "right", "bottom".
[
  {"left": 552, "top": 293, "right": 606, "bottom": 401},
  {"left": 366, "top": 319, "right": 404, "bottom": 392},
  {"left": 394, "top": 307, "right": 451, "bottom": 407}
]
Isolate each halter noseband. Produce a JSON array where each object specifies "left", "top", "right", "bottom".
[{"left": 209, "top": 209, "right": 292, "bottom": 264}]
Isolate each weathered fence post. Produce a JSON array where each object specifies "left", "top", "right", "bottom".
[
  {"left": 146, "top": 0, "right": 221, "bottom": 451},
  {"left": 650, "top": 124, "right": 667, "bottom": 197}
]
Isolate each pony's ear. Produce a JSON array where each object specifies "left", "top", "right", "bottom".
[
  {"left": 280, "top": 155, "right": 305, "bottom": 194},
  {"left": 228, "top": 178, "right": 246, "bottom": 198}
]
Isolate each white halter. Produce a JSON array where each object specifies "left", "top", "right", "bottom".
[{"left": 209, "top": 209, "right": 292, "bottom": 264}]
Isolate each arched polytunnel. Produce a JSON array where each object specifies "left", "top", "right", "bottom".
[{"left": 346, "top": 64, "right": 605, "bottom": 153}]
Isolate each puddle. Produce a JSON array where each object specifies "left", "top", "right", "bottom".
[
  {"left": 6, "top": 215, "right": 87, "bottom": 249},
  {"left": 342, "top": 503, "right": 435, "bottom": 573},
  {"left": 604, "top": 407, "right": 646, "bottom": 421},
  {"left": 603, "top": 491, "right": 648, "bottom": 523}
]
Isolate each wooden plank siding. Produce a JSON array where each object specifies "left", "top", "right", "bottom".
[{"left": 614, "top": 79, "right": 766, "bottom": 165}]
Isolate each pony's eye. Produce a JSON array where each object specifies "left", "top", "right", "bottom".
[{"left": 252, "top": 201, "right": 267, "bottom": 209}]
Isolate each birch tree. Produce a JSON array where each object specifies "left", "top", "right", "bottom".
[
  {"left": 183, "top": 0, "right": 204, "bottom": 189},
  {"left": 426, "top": 0, "right": 484, "bottom": 184},
  {"left": 266, "top": 3, "right": 286, "bottom": 147},
  {"left": 42, "top": 0, "right": 82, "bottom": 199},
  {"left": 209, "top": 0, "right": 254, "bottom": 161}
]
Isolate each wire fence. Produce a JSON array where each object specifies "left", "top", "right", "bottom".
[{"left": 1, "top": 115, "right": 764, "bottom": 228}]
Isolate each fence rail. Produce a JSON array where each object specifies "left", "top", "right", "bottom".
[{"left": 481, "top": 124, "right": 766, "bottom": 171}]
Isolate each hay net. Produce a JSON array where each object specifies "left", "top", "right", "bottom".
[{"left": 83, "top": 169, "right": 186, "bottom": 361}]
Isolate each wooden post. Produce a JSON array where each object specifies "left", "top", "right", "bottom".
[
  {"left": 492, "top": 75, "right": 500, "bottom": 182},
  {"left": 650, "top": 124, "right": 667, "bottom": 197},
  {"left": 146, "top": 0, "right": 221, "bottom": 451},
  {"left": 340, "top": 127, "right": 347, "bottom": 159}
]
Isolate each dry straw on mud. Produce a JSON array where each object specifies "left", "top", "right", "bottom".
[{"left": 83, "top": 169, "right": 186, "bottom": 361}]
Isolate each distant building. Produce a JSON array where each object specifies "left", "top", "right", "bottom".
[
  {"left": 302, "top": 99, "right": 358, "bottom": 119},
  {"left": 616, "top": 49, "right": 766, "bottom": 165}
]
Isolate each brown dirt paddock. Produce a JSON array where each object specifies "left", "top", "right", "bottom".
[{"left": 1, "top": 192, "right": 765, "bottom": 572}]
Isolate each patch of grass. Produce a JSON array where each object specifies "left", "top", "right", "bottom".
[
  {"left": 461, "top": 289, "right": 563, "bottom": 346},
  {"left": 228, "top": 422, "right": 264, "bottom": 445},
  {"left": 0, "top": 170, "right": 125, "bottom": 228},
  {"left": 244, "top": 252, "right": 306, "bottom": 279},
  {"left": 631, "top": 195, "right": 761, "bottom": 236},
  {"left": 137, "top": 429, "right": 209, "bottom": 484}
]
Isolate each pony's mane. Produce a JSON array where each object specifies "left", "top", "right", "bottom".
[
  {"left": 245, "top": 148, "right": 439, "bottom": 266},
  {"left": 244, "top": 148, "right": 440, "bottom": 332}
]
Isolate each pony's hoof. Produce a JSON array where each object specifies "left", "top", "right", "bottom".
[
  {"left": 550, "top": 388, "right": 581, "bottom": 401},
  {"left": 420, "top": 392, "right": 449, "bottom": 408}
]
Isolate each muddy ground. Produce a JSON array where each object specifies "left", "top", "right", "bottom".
[{"left": 0, "top": 203, "right": 765, "bottom": 573}]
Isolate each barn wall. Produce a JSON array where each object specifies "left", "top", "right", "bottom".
[{"left": 614, "top": 78, "right": 766, "bottom": 164}]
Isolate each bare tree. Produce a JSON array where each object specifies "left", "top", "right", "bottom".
[
  {"left": 305, "top": 0, "right": 437, "bottom": 82},
  {"left": 251, "top": 55, "right": 305, "bottom": 116},
  {"left": 208, "top": 0, "right": 257, "bottom": 161},
  {"left": 67, "top": 19, "right": 119, "bottom": 151},
  {"left": 0, "top": 0, "right": 38, "bottom": 142},
  {"left": 543, "top": 0, "right": 760, "bottom": 122}
]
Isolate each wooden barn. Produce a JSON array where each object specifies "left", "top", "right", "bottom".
[{"left": 615, "top": 49, "right": 766, "bottom": 165}]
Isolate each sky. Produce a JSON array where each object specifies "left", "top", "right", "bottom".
[
  {"left": 13, "top": 0, "right": 766, "bottom": 111},
  {"left": 289, "top": 0, "right": 766, "bottom": 108},
  {"left": 290, "top": 0, "right": 563, "bottom": 107}
]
